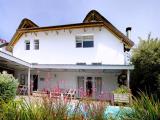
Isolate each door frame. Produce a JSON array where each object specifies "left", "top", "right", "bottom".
[{"left": 77, "top": 75, "right": 102, "bottom": 98}]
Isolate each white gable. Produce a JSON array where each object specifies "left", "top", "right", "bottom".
[{"left": 13, "top": 26, "right": 125, "bottom": 65}]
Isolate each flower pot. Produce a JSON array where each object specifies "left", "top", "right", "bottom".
[{"left": 113, "top": 93, "right": 130, "bottom": 103}]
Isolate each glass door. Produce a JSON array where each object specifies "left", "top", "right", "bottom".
[
  {"left": 77, "top": 76, "right": 102, "bottom": 98},
  {"left": 86, "top": 77, "right": 93, "bottom": 97},
  {"left": 95, "top": 77, "right": 102, "bottom": 98}
]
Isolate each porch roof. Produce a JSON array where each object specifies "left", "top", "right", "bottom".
[
  {"left": 31, "top": 64, "right": 134, "bottom": 70},
  {"left": 0, "top": 51, "right": 30, "bottom": 70}
]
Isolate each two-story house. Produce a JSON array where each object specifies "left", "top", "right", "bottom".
[{"left": 0, "top": 10, "right": 134, "bottom": 99}]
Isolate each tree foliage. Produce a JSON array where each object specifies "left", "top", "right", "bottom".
[{"left": 131, "top": 34, "right": 160, "bottom": 97}]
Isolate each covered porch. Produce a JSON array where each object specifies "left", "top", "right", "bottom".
[
  {"left": 18, "top": 64, "right": 133, "bottom": 100},
  {"left": 0, "top": 51, "right": 134, "bottom": 101}
]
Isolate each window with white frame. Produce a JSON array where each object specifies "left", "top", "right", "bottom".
[
  {"left": 76, "top": 35, "right": 94, "bottom": 48},
  {"left": 34, "top": 39, "right": 39, "bottom": 50},
  {"left": 25, "top": 40, "right": 30, "bottom": 50}
]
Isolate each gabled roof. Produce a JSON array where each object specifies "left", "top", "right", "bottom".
[
  {"left": 83, "top": 10, "right": 134, "bottom": 47},
  {"left": 7, "top": 10, "right": 134, "bottom": 52},
  {"left": 18, "top": 18, "right": 38, "bottom": 29}
]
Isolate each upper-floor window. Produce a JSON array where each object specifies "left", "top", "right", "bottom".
[
  {"left": 76, "top": 35, "right": 94, "bottom": 48},
  {"left": 34, "top": 40, "right": 39, "bottom": 50},
  {"left": 25, "top": 40, "right": 30, "bottom": 50}
]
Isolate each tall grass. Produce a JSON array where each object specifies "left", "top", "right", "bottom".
[
  {"left": 0, "top": 96, "right": 117, "bottom": 120},
  {"left": 121, "top": 92, "right": 160, "bottom": 120},
  {"left": 2, "top": 93, "right": 159, "bottom": 120}
]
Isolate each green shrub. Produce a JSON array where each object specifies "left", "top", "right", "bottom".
[
  {"left": 113, "top": 86, "right": 130, "bottom": 94},
  {"left": 0, "top": 71, "right": 18, "bottom": 102}
]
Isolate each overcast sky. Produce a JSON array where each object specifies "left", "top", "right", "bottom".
[{"left": 0, "top": 0, "right": 160, "bottom": 45}]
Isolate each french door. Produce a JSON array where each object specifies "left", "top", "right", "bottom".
[
  {"left": 77, "top": 76, "right": 102, "bottom": 98},
  {"left": 95, "top": 77, "right": 102, "bottom": 98}
]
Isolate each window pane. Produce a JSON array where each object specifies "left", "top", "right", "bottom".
[
  {"left": 76, "top": 36, "right": 83, "bottom": 40},
  {"left": 35, "top": 44, "right": 39, "bottom": 50},
  {"left": 83, "top": 36, "right": 93, "bottom": 40},
  {"left": 34, "top": 40, "right": 39, "bottom": 50},
  {"left": 34, "top": 40, "right": 39, "bottom": 43},
  {"left": 26, "top": 44, "right": 30, "bottom": 50},
  {"left": 25, "top": 40, "right": 30, "bottom": 50},
  {"left": 25, "top": 40, "right": 30, "bottom": 43},
  {"left": 83, "top": 41, "right": 94, "bottom": 48},
  {"left": 75, "top": 35, "right": 94, "bottom": 48},
  {"left": 95, "top": 77, "right": 102, "bottom": 97},
  {"left": 76, "top": 42, "right": 82, "bottom": 48},
  {"left": 76, "top": 39, "right": 82, "bottom": 48}
]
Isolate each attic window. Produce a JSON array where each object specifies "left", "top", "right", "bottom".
[
  {"left": 34, "top": 40, "right": 39, "bottom": 50},
  {"left": 76, "top": 35, "right": 94, "bottom": 48},
  {"left": 25, "top": 40, "right": 30, "bottom": 50}
]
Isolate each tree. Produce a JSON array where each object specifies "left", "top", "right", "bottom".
[{"left": 131, "top": 34, "right": 160, "bottom": 97}]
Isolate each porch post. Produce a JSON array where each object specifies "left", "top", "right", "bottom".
[
  {"left": 27, "top": 68, "right": 31, "bottom": 95},
  {"left": 127, "top": 69, "right": 130, "bottom": 89}
]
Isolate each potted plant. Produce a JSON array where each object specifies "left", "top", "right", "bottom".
[{"left": 112, "top": 86, "right": 131, "bottom": 104}]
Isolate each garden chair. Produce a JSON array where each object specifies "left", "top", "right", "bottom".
[
  {"left": 50, "top": 88, "right": 62, "bottom": 98},
  {"left": 32, "top": 90, "right": 49, "bottom": 97},
  {"left": 65, "top": 89, "right": 76, "bottom": 100}
]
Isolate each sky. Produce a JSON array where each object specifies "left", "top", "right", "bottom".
[{"left": 0, "top": 0, "right": 160, "bottom": 45}]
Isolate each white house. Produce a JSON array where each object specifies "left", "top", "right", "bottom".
[{"left": 0, "top": 10, "right": 134, "bottom": 99}]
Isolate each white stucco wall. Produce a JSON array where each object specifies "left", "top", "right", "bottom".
[{"left": 13, "top": 27, "right": 125, "bottom": 64}]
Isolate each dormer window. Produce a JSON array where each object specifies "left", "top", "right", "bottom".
[
  {"left": 76, "top": 35, "right": 94, "bottom": 48},
  {"left": 34, "top": 40, "right": 39, "bottom": 50},
  {"left": 25, "top": 40, "right": 30, "bottom": 50}
]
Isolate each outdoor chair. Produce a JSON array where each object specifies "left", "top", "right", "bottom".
[
  {"left": 50, "top": 88, "right": 62, "bottom": 98},
  {"left": 65, "top": 89, "right": 76, "bottom": 100},
  {"left": 32, "top": 89, "right": 49, "bottom": 97}
]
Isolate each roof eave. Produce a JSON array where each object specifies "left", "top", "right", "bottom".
[{"left": 6, "top": 22, "right": 104, "bottom": 52}]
